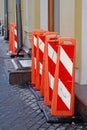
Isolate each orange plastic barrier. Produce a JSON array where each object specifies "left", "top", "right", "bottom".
[
  {"left": 51, "top": 38, "right": 76, "bottom": 116},
  {"left": 43, "top": 34, "right": 60, "bottom": 106},
  {"left": 31, "top": 30, "right": 45, "bottom": 85},
  {"left": 9, "top": 23, "right": 17, "bottom": 55},
  {"left": 35, "top": 32, "right": 59, "bottom": 92},
  {"left": 39, "top": 32, "right": 59, "bottom": 96},
  {"left": 35, "top": 30, "right": 48, "bottom": 90}
]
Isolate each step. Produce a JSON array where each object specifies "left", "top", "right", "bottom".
[{"left": 4, "top": 58, "right": 31, "bottom": 85}]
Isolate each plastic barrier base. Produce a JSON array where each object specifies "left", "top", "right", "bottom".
[
  {"left": 10, "top": 54, "right": 24, "bottom": 58},
  {"left": 38, "top": 101, "right": 84, "bottom": 124},
  {"left": 27, "top": 83, "right": 84, "bottom": 124}
]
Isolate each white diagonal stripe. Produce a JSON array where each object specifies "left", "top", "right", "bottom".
[
  {"left": 34, "top": 36, "right": 37, "bottom": 47},
  {"left": 58, "top": 79, "right": 71, "bottom": 110},
  {"left": 48, "top": 44, "right": 57, "bottom": 64},
  {"left": 14, "top": 29, "right": 17, "bottom": 35},
  {"left": 38, "top": 38, "right": 44, "bottom": 53},
  {"left": 40, "top": 62, "right": 43, "bottom": 75},
  {"left": 14, "top": 41, "right": 17, "bottom": 48},
  {"left": 34, "top": 58, "right": 36, "bottom": 69},
  {"left": 60, "top": 47, "right": 73, "bottom": 76},
  {"left": 49, "top": 72, "right": 54, "bottom": 90}
]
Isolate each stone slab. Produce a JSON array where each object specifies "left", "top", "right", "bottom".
[
  {"left": 4, "top": 58, "right": 31, "bottom": 85},
  {"left": 9, "top": 69, "right": 31, "bottom": 85}
]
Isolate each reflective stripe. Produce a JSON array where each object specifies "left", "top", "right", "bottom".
[
  {"left": 48, "top": 44, "right": 57, "bottom": 64},
  {"left": 14, "top": 41, "right": 17, "bottom": 48},
  {"left": 49, "top": 72, "right": 54, "bottom": 90},
  {"left": 58, "top": 79, "right": 71, "bottom": 110},
  {"left": 34, "top": 36, "right": 37, "bottom": 47},
  {"left": 38, "top": 38, "right": 44, "bottom": 53},
  {"left": 14, "top": 29, "right": 17, "bottom": 35},
  {"left": 60, "top": 47, "right": 73, "bottom": 76},
  {"left": 34, "top": 58, "right": 36, "bottom": 69},
  {"left": 40, "top": 62, "right": 43, "bottom": 75}
]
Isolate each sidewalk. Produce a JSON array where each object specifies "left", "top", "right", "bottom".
[{"left": 0, "top": 36, "right": 87, "bottom": 130}]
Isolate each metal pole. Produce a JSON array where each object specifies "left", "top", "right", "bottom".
[
  {"left": 16, "top": 0, "right": 23, "bottom": 54},
  {"left": 4, "top": 0, "right": 9, "bottom": 40}
]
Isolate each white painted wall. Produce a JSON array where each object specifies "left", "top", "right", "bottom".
[
  {"left": 40, "top": 0, "right": 48, "bottom": 30},
  {"left": 24, "top": 0, "right": 35, "bottom": 32},
  {"left": 0, "top": 0, "right": 4, "bottom": 24},
  {"left": 60, "top": 0, "right": 75, "bottom": 37},
  {"left": 80, "top": 0, "right": 87, "bottom": 84}
]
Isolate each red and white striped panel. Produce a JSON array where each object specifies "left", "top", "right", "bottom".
[
  {"left": 14, "top": 27, "right": 17, "bottom": 51},
  {"left": 9, "top": 24, "right": 13, "bottom": 54},
  {"left": 32, "top": 30, "right": 45, "bottom": 73},
  {"left": 48, "top": 41, "right": 58, "bottom": 102},
  {"left": 31, "top": 34, "right": 37, "bottom": 85},
  {"left": 32, "top": 30, "right": 45, "bottom": 85},
  {"left": 33, "top": 35, "right": 37, "bottom": 70},
  {"left": 38, "top": 36, "right": 45, "bottom": 76},
  {"left": 57, "top": 44, "right": 75, "bottom": 111},
  {"left": 35, "top": 36, "right": 45, "bottom": 90}
]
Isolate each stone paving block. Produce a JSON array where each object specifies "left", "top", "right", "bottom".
[
  {"left": 29, "top": 124, "right": 43, "bottom": 130},
  {"left": 38, "top": 128, "right": 48, "bottom": 130},
  {"left": 40, "top": 122, "right": 50, "bottom": 129}
]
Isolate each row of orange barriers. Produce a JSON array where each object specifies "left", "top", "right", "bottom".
[{"left": 31, "top": 29, "right": 76, "bottom": 117}]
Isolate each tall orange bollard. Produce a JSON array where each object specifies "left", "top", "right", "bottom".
[
  {"left": 51, "top": 37, "right": 76, "bottom": 116},
  {"left": 43, "top": 34, "right": 60, "bottom": 106},
  {"left": 9, "top": 23, "right": 18, "bottom": 55},
  {"left": 35, "top": 31, "right": 48, "bottom": 90},
  {"left": 9, "top": 23, "right": 14, "bottom": 53},
  {"left": 39, "top": 32, "right": 58, "bottom": 96},
  {"left": 12, "top": 24, "right": 18, "bottom": 55},
  {"left": 31, "top": 30, "right": 45, "bottom": 85}
]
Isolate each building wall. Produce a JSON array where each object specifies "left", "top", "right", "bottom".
[
  {"left": 80, "top": 0, "right": 87, "bottom": 84},
  {"left": 75, "top": 0, "right": 82, "bottom": 83},
  {"left": 60, "top": 0, "right": 75, "bottom": 37},
  {"left": 23, "top": 0, "right": 40, "bottom": 48},
  {"left": 40, "top": 0, "right": 48, "bottom": 30},
  {"left": 75, "top": 0, "right": 87, "bottom": 84},
  {"left": 7, "top": 0, "right": 24, "bottom": 33},
  {"left": 21, "top": 0, "right": 24, "bottom": 32},
  {"left": 8, "top": 0, "right": 16, "bottom": 24},
  {"left": 35, "top": 0, "right": 40, "bottom": 29},
  {"left": 59, "top": 0, "right": 87, "bottom": 84},
  {"left": 0, "top": 0, "right": 4, "bottom": 24}
]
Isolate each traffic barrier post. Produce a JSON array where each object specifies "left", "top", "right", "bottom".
[
  {"left": 31, "top": 29, "right": 44, "bottom": 85},
  {"left": 35, "top": 30, "right": 48, "bottom": 90},
  {"left": 40, "top": 32, "right": 59, "bottom": 96},
  {"left": 51, "top": 37, "right": 76, "bottom": 116},
  {"left": 9, "top": 23, "right": 17, "bottom": 55},
  {"left": 9, "top": 23, "right": 14, "bottom": 53},
  {"left": 43, "top": 34, "right": 60, "bottom": 106}
]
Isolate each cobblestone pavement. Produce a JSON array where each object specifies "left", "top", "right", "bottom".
[{"left": 0, "top": 36, "right": 87, "bottom": 130}]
